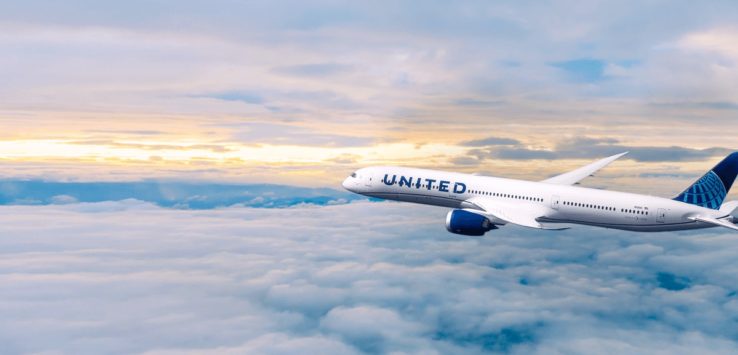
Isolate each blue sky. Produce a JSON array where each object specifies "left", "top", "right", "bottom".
[
  {"left": 2, "top": 1, "right": 738, "bottom": 354},
  {"left": 0, "top": 181, "right": 364, "bottom": 208}
]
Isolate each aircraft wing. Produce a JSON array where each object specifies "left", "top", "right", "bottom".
[
  {"left": 541, "top": 152, "right": 628, "bottom": 185},
  {"left": 463, "top": 197, "right": 568, "bottom": 230},
  {"left": 689, "top": 215, "right": 738, "bottom": 232}
]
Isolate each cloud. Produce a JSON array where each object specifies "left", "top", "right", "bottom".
[
  {"left": 273, "top": 63, "right": 354, "bottom": 77},
  {"left": 320, "top": 306, "right": 428, "bottom": 353},
  {"left": 230, "top": 122, "right": 374, "bottom": 147},
  {"left": 2, "top": 201, "right": 738, "bottom": 354},
  {"left": 449, "top": 156, "right": 482, "bottom": 166},
  {"left": 69, "top": 140, "right": 235, "bottom": 153},
  {"left": 491, "top": 148, "right": 558, "bottom": 160},
  {"left": 203, "top": 92, "right": 265, "bottom": 104},
  {"left": 554, "top": 137, "right": 733, "bottom": 162},
  {"left": 471, "top": 137, "right": 735, "bottom": 162},
  {"left": 459, "top": 136, "right": 521, "bottom": 147},
  {"left": 50, "top": 194, "right": 78, "bottom": 204}
]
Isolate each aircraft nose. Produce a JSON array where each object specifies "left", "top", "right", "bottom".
[{"left": 342, "top": 176, "right": 353, "bottom": 191}]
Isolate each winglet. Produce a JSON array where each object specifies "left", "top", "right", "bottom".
[{"left": 541, "top": 152, "right": 628, "bottom": 186}]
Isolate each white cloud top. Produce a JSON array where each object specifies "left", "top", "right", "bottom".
[{"left": 1, "top": 201, "right": 738, "bottom": 354}]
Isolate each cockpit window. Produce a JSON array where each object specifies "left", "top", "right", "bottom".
[{"left": 351, "top": 172, "right": 357, "bottom": 178}]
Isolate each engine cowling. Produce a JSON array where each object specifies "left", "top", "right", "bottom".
[{"left": 445, "top": 209, "right": 495, "bottom": 236}]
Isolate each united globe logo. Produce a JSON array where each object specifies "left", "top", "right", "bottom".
[{"left": 675, "top": 171, "right": 727, "bottom": 209}]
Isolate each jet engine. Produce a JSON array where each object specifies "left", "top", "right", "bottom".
[{"left": 445, "top": 209, "right": 496, "bottom": 236}]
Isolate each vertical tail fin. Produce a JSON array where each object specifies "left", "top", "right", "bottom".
[{"left": 674, "top": 152, "right": 738, "bottom": 209}]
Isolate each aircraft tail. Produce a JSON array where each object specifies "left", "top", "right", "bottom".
[{"left": 674, "top": 152, "right": 738, "bottom": 209}]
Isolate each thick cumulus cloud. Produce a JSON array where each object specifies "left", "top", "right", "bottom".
[{"left": 2, "top": 201, "right": 738, "bottom": 354}]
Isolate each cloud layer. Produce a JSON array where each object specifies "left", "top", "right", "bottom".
[
  {"left": 2, "top": 201, "right": 738, "bottom": 354},
  {"left": 465, "top": 137, "right": 733, "bottom": 162}
]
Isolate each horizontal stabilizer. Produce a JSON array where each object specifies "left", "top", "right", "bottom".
[
  {"left": 689, "top": 215, "right": 738, "bottom": 232},
  {"left": 719, "top": 201, "right": 738, "bottom": 218},
  {"left": 542, "top": 152, "right": 628, "bottom": 186}
]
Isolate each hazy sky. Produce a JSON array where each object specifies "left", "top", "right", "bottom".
[
  {"left": 3, "top": 3, "right": 738, "bottom": 354},
  {"left": 0, "top": 0, "right": 737, "bottom": 195}
]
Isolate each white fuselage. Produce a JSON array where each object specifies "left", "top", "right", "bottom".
[{"left": 343, "top": 166, "right": 733, "bottom": 232}]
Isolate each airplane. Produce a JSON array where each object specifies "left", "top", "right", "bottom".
[{"left": 341, "top": 152, "right": 738, "bottom": 235}]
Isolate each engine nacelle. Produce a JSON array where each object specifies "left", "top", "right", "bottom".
[{"left": 445, "top": 209, "right": 496, "bottom": 236}]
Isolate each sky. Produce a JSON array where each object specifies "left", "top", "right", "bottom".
[
  {"left": 0, "top": 0, "right": 737, "bottom": 194},
  {"left": 2, "top": 1, "right": 738, "bottom": 354}
]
